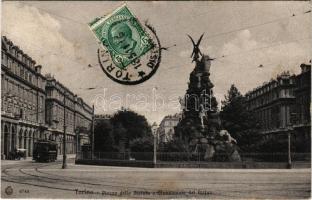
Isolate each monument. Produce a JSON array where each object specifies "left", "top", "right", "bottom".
[{"left": 175, "top": 34, "right": 241, "bottom": 162}]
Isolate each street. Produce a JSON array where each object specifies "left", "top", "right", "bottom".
[{"left": 1, "top": 158, "right": 311, "bottom": 199}]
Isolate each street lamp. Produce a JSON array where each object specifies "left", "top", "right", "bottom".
[
  {"left": 75, "top": 127, "right": 80, "bottom": 154},
  {"left": 151, "top": 122, "right": 158, "bottom": 167},
  {"left": 287, "top": 112, "right": 297, "bottom": 169},
  {"left": 287, "top": 131, "right": 291, "bottom": 169}
]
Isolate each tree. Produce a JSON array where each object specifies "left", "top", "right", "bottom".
[
  {"left": 94, "top": 118, "right": 116, "bottom": 152},
  {"left": 163, "top": 137, "right": 189, "bottom": 152},
  {"left": 110, "top": 109, "right": 152, "bottom": 141},
  {"left": 220, "top": 84, "right": 260, "bottom": 151},
  {"left": 113, "top": 122, "right": 127, "bottom": 151},
  {"left": 110, "top": 109, "right": 153, "bottom": 152},
  {"left": 130, "top": 136, "right": 153, "bottom": 152}
]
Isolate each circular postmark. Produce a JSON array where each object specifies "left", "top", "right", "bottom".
[
  {"left": 5, "top": 186, "right": 13, "bottom": 195},
  {"left": 98, "top": 23, "right": 161, "bottom": 85}
]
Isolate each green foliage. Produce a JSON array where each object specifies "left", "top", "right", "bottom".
[
  {"left": 130, "top": 136, "right": 153, "bottom": 152},
  {"left": 111, "top": 109, "right": 153, "bottom": 140},
  {"left": 94, "top": 109, "right": 153, "bottom": 152},
  {"left": 163, "top": 137, "right": 189, "bottom": 152},
  {"left": 112, "top": 122, "right": 127, "bottom": 147},
  {"left": 220, "top": 84, "right": 261, "bottom": 151},
  {"left": 94, "top": 118, "right": 116, "bottom": 152}
]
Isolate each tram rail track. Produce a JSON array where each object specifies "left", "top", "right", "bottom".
[{"left": 1, "top": 160, "right": 155, "bottom": 198}]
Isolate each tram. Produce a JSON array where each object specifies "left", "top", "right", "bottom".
[{"left": 33, "top": 140, "right": 58, "bottom": 162}]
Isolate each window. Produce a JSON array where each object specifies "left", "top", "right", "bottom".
[
  {"left": 29, "top": 91, "right": 32, "bottom": 102},
  {"left": 20, "top": 67, "right": 24, "bottom": 78},
  {"left": 8, "top": 58, "right": 12, "bottom": 70},
  {"left": 13, "top": 83, "right": 17, "bottom": 95},
  {"left": 17, "top": 85, "right": 20, "bottom": 96},
  {"left": 12, "top": 60, "right": 15, "bottom": 72},
  {"left": 18, "top": 53, "right": 22, "bottom": 60},
  {"left": 7, "top": 81, "right": 12, "bottom": 92},
  {"left": 16, "top": 64, "right": 20, "bottom": 76},
  {"left": 20, "top": 109, "right": 23, "bottom": 119},
  {"left": 47, "top": 90, "right": 51, "bottom": 97},
  {"left": 283, "top": 79, "right": 289, "bottom": 85},
  {"left": 27, "top": 90, "right": 30, "bottom": 101},
  {"left": 25, "top": 90, "right": 28, "bottom": 101},
  {"left": 40, "top": 96, "right": 44, "bottom": 108},
  {"left": 1, "top": 78, "right": 4, "bottom": 92},
  {"left": 5, "top": 79, "right": 8, "bottom": 92},
  {"left": 2, "top": 52, "right": 7, "bottom": 66}
]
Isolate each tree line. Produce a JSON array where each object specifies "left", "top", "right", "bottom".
[{"left": 94, "top": 84, "right": 292, "bottom": 155}]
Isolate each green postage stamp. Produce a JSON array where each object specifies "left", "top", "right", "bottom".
[{"left": 89, "top": 4, "right": 154, "bottom": 69}]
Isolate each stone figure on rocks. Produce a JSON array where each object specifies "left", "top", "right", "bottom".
[
  {"left": 199, "top": 104, "right": 207, "bottom": 128},
  {"left": 219, "top": 130, "right": 237, "bottom": 144}
]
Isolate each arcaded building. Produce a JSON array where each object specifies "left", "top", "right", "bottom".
[
  {"left": 1, "top": 36, "right": 93, "bottom": 159},
  {"left": 1, "top": 36, "right": 47, "bottom": 159}
]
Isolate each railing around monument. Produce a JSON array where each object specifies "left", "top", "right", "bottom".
[{"left": 76, "top": 151, "right": 311, "bottom": 163}]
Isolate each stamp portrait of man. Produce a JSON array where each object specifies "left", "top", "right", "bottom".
[{"left": 108, "top": 22, "right": 138, "bottom": 55}]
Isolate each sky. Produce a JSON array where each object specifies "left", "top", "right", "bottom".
[{"left": 2, "top": 1, "right": 311, "bottom": 124}]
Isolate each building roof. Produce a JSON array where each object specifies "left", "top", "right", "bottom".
[{"left": 245, "top": 70, "right": 296, "bottom": 97}]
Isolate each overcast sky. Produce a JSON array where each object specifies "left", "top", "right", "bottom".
[{"left": 2, "top": 1, "right": 311, "bottom": 124}]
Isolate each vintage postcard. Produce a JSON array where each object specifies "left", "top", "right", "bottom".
[{"left": 1, "top": 1, "right": 311, "bottom": 199}]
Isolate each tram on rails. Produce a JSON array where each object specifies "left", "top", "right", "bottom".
[{"left": 33, "top": 140, "right": 58, "bottom": 162}]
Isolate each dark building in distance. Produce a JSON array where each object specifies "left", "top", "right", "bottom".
[
  {"left": 245, "top": 63, "right": 311, "bottom": 152},
  {"left": 45, "top": 74, "right": 93, "bottom": 155},
  {"left": 291, "top": 64, "right": 311, "bottom": 152},
  {"left": 1, "top": 36, "right": 92, "bottom": 159}
]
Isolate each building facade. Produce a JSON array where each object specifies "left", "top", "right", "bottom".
[
  {"left": 245, "top": 63, "right": 311, "bottom": 152},
  {"left": 291, "top": 64, "right": 311, "bottom": 152},
  {"left": 1, "top": 36, "right": 48, "bottom": 159},
  {"left": 45, "top": 75, "right": 93, "bottom": 155},
  {"left": 245, "top": 71, "right": 296, "bottom": 135},
  {"left": 1, "top": 36, "right": 92, "bottom": 159},
  {"left": 158, "top": 114, "right": 181, "bottom": 143},
  {"left": 74, "top": 97, "right": 93, "bottom": 151}
]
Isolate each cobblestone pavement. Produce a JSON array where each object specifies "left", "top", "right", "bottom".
[{"left": 1, "top": 159, "right": 311, "bottom": 199}]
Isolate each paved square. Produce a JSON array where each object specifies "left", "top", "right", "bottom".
[{"left": 1, "top": 160, "right": 311, "bottom": 199}]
